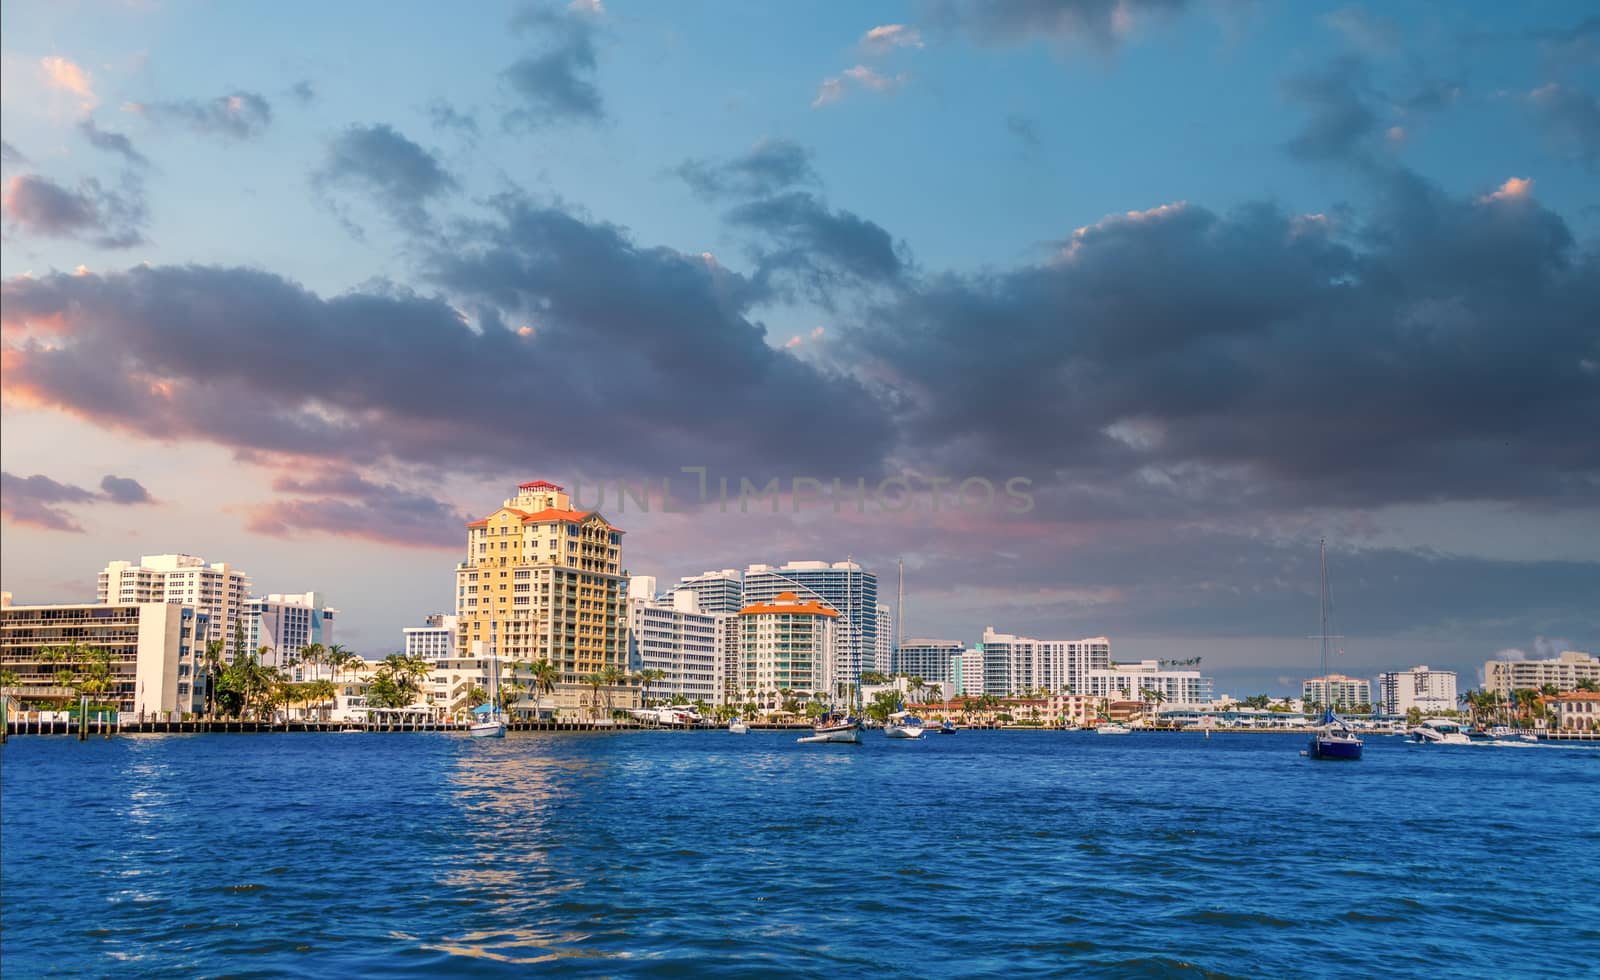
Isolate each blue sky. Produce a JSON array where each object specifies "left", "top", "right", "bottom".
[{"left": 2, "top": 0, "right": 1597, "bottom": 695}]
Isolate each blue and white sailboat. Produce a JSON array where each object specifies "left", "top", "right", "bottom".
[{"left": 1307, "top": 538, "right": 1362, "bottom": 761}]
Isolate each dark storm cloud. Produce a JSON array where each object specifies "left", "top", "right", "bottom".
[
  {"left": 725, "top": 191, "right": 907, "bottom": 295},
  {"left": 0, "top": 197, "right": 896, "bottom": 480},
  {"left": 842, "top": 170, "right": 1600, "bottom": 510},
  {"left": 0, "top": 471, "right": 153, "bottom": 531},
  {"left": 1529, "top": 83, "right": 1600, "bottom": 171},
  {"left": 927, "top": 0, "right": 1189, "bottom": 49},
  {"left": 77, "top": 118, "right": 148, "bottom": 167},
  {"left": 248, "top": 468, "right": 470, "bottom": 549},
  {"left": 1281, "top": 56, "right": 1380, "bottom": 161},
  {"left": 676, "top": 139, "right": 819, "bottom": 199},
  {"left": 1, "top": 173, "right": 146, "bottom": 248},
  {"left": 501, "top": 2, "right": 606, "bottom": 128},
  {"left": 313, "top": 124, "right": 459, "bottom": 230},
  {"left": 129, "top": 90, "right": 273, "bottom": 140},
  {"left": 1, "top": 140, "right": 25, "bottom": 164}
]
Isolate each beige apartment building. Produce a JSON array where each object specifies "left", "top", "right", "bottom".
[
  {"left": 455, "top": 480, "right": 632, "bottom": 714},
  {"left": 1484, "top": 651, "right": 1599, "bottom": 697},
  {"left": 97, "top": 554, "right": 251, "bottom": 661}
]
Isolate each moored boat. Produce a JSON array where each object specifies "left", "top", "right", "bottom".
[
  {"left": 885, "top": 711, "right": 925, "bottom": 739},
  {"left": 1305, "top": 539, "right": 1363, "bottom": 761},
  {"left": 728, "top": 717, "right": 749, "bottom": 735},
  {"left": 799, "top": 710, "right": 861, "bottom": 744},
  {"left": 1096, "top": 723, "right": 1131, "bottom": 735}
]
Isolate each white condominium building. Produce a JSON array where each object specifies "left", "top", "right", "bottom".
[
  {"left": 894, "top": 639, "right": 964, "bottom": 683},
  {"left": 1, "top": 593, "right": 209, "bottom": 716},
  {"left": 1303, "top": 674, "right": 1372, "bottom": 710},
  {"left": 245, "top": 592, "right": 337, "bottom": 670},
  {"left": 627, "top": 576, "right": 723, "bottom": 705},
  {"left": 954, "top": 648, "right": 985, "bottom": 696},
  {"left": 743, "top": 560, "right": 876, "bottom": 695},
  {"left": 672, "top": 569, "right": 744, "bottom": 615},
  {"left": 1378, "top": 665, "right": 1458, "bottom": 715},
  {"left": 405, "top": 614, "right": 458, "bottom": 663},
  {"left": 98, "top": 554, "right": 251, "bottom": 661},
  {"left": 737, "top": 592, "right": 839, "bottom": 706},
  {"left": 1484, "top": 651, "right": 1599, "bottom": 697},
  {"left": 1085, "top": 660, "right": 1214, "bottom": 708},
  {"left": 979, "top": 627, "right": 1115, "bottom": 697},
  {"left": 876, "top": 604, "right": 893, "bottom": 675}
]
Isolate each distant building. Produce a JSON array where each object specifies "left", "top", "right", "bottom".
[
  {"left": 893, "top": 639, "right": 964, "bottom": 683},
  {"left": 1378, "top": 665, "right": 1457, "bottom": 716},
  {"left": 672, "top": 569, "right": 743, "bottom": 615},
  {"left": 954, "top": 648, "right": 985, "bottom": 696},
  {"left": 1544, "top": 692, "right": 1600, "bottom": 731},
  {"left": 1086, "top": 660, "right": 1215, "bottom": 708},
  {"left": 875, "top": 604, "right": 893, "bottom": 675},
  {"left": 738, "top": 592, "right": 838, "bottom": 709},
  {"left": 1484, "top": 651, "right": 1599, "bottom": 697},
  {"left": 245, "top": 592, "right": 337, "bottom": 670},
  {"left": 404, "top": 614, "right": 457, "bottom": 663},
  {"left": 1, "top": 594, "right": 208, "bottom": 716},
  {"left": 743, "top": 560, "right": 877, "bottom": 698},
  {"left": 627, "top": 576, "right": 722, "bottom": 705},
  {"left": 98, "top": 554, "right": 250, "bottom": 661},
  {"left": 978, "top": 628, "right": 1118, "bottom": 698},
  {"left": 1302, "top": 674, "right": 1372, "bottom": 711}
]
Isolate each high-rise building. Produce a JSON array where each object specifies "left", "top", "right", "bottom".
[
  {"left": 672, "top": 569, "right": 743, "bottom": 615},
  {"left": 875, "top": 604, "right": 893, "bottom": 675},
  {"left": 1378, "top": 665, "right": 1458, "bottom": 715},
  {"left": 1086, "top": 660, "right": 1214, "bottom": 707},
  {"left": 456, "top": 480, "right": 630, "bottom": 714},
  {"left": 737, "top": 592, "right": 838, "bottom": 709},
  {"left": 2, "top": 593, "right": 209, "bottom": 716},
  {"left": 627, "top": 576, "right": 722, "bottom": 705},
  {"left": 1302, "top": 674, "right": 1371, "bottom": 711},
  {"left": 1484, "top": 651, "right": 1599, "bottom": 697},
  {"left": 977, "top": 627, "right": 1211, "bottom": 706},
  {"left": 955, "top": 648, "right": 985, "bottom": 696},
  {"left": 244, "top": 592, "right": 337, "bottom": 670},
  {"left": 743, "top": 560, "right": 876, "bottom": 699},
  {"left": 894, "top": 639, "right": 964, "bottom": 683},
  {"left": 405, "top": 614, "right": 458, "bottom": 663},
  {"left": 98, "top": 554, "right": 251, "bottom": 661}
]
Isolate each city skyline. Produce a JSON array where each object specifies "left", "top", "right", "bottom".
[{"left": 3, "top": 1, "right": 1597, "bottom": 696}]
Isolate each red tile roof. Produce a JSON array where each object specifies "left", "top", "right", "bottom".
[
  {"left": 738, "top": 592, "right": 840, "bottom": 617},
  {"left": 519, "top": 480, "right": 564, "bottom": 490}
]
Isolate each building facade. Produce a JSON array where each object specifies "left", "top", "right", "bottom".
[
  {"left": 1545, "top": 692, "right": 1600, "bottom": 731},
  {"left": 893, "top": 638, "right": 964, "bottom": 683},
  {"left": 1084, "top": 660, "right": 1214, "bottom": 708},
  {"left": 1302, "top": 674, "right": 1372, "bottom": 710},
  {"left": 954, "top": 648, "right": 985, "bottom": 696},
  {"left": 245, "top": 592, "right": 337, "bottom": 669},
  {"left": 876, "top": 604, "right": 893, "bottom": 675},
  {"left": 404, "top": 614, "right": 458, "bottom": 663},
  {"left": 456, "top": 480, "right": 631, "bottom": 714},
  {"left": 1, "top": 594, "right": 208, "bottom": 716},
  {"left": 743, "top": 560, "right": 876, "bottom": 699},
  {"left": 98, "top": 554, "right": 250, "bottom": 661},
  {"left": 672, "top": 569, "right": 744, "bottom": 615},
  {"left": 1484, "top": 651, "right": 1600, "bottom": 697},
  {"left": 627, "top": 576, "right": 722, "bottom": 706},
  {"left": 1378, "top": 665, "right": 1458, "bottom": 716},
  {"left": 737, "top": 592, "right": 838, "bottom": 709}
]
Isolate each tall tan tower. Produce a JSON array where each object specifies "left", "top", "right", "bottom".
[{"left": 455, "top": 480, "right": 630, "bottom": 713}]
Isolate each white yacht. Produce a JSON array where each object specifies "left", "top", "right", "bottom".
[
  {"left": 798, "top": 710, "right": 861, "bottom": 744},
  {"left": 1411, "top": 719, "right": 1471, "bottom": 745},
  {"left": 885, "top": 711, "right": 926, "bottom": 739},
  {"left": 1096, "top": 723, "right": 1132, "bottom": 735},
  {"left": 728, "top": 717, "right": 749, "bottom": 735}
]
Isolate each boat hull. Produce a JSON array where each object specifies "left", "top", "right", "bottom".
[
  {"left": 798, "top": 725, "right": 860, "bottom": 744},
  {"left": 885, "top": 724, "right": 924, "bottom": 739},
  {"left": 1308, "top": 735, "right": 1363, "bottom": 760},
  {"left": 468, "top": 722, "right": 506, "bottom": 739},
  {"left": 728, "top": 721, "right": 749, "bottom": 735}
]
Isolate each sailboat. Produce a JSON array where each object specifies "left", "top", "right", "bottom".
[
  {"left": 798, "top": 557, "right": 863, "bottom": 744},
  {"left": 1306, "top": 538, "right": 1362, "bottom": 761},
  {"left": 885, "top": 708, "right": 926, "bottom": 739},
  {"left": 468, "top": 644, "right": 507, "bottom": 739}
]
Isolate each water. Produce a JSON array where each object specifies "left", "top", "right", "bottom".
[{"left": 3, "top": 731, "right": 1597, "bottom": 977}]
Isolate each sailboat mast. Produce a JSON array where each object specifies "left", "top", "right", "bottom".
[{"left": 897, "top": 559, "right": 904, "bottom": 659}]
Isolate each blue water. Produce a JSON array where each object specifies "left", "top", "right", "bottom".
[{"left": 3, "top": 731, "right": 1597, "bottom": 977}]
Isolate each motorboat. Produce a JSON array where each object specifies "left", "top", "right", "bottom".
[
  {"left": 1096, "top": 723, "right": 1131, "bottom": 735},
  {"left": 728, "top": 717, "right": 749, "bottom": 735},
  {"left": 798, "top": 710, "right": 861, "bottom": 744},
  {"left": 1411, "top": 719, "right": 1471, "bottom": 745},
  {"left": 885, "top": 711, "right": 926, "bottom": 739},
  {"left": 1488, "top": 725, "right": 1515, "bottom": 739}
]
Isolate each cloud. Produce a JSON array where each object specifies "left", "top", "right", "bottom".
[
  {"left": 1, "top": 141, "right": 25, "bottom": 165},
  {"left": 724, "top": 191, "right": 908, "bottom": 295},
  {"left": 1323, "top": 6, "right": 1400, "bottom": 56},
  {"left": 840, "top": 169, "right": 1599, "bottom": 510},
  {"left": 126, "top": 90, "right": 273, "bottom": 140},
  {"left": 78, "top": 118, "right": 148, "bottom": 167},
  {"left": 1528, "top": 83, "right": 1600, "bottom": 171},
  {"left": 927, "top": 0, "right": 1189, "bottom": 51},
  {"left": 1006, "top": 113, "right": 1042, "bottom": 152},
  {"left": 502, "top": 1, "right": 607, "bottom": 127},
  {"left": 1281, "top": 56, "right": 1459, "bottom": 164},
  {"left": 813, "top": 65, "right": 907, "bottom": 108},
  {"left": 40, "top": 56, "right": 94, "bottom": 106},
  {"left": 1, "top": 173, "right": 146, "bottom": 248},
  {"left": 287, "top": 79, "right": 317, "bottom": 105},
  {"left": 0, "top": 199, "right": 897, "bottom": 481},
  {"left": 0, "top": 471, "right": 153, "bottom": 531},
  {"left": 313, "top": 123, "right": 459, "bottom": 231},
  {"left": 860, "top": 24, "right": 925, "bottom": 53},
  {"left": 675, "top": 138, "right": 818, "bottom": 199},
  {"left": 427, "top": 100, "right": 480, "bottom": 137},
  {"left": 245, "top": 468, "right": 471, "bottom": 549}
]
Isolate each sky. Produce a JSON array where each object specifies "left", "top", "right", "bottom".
[{"left": 2, "top": 0, "right": 1597, "bottom": 697}]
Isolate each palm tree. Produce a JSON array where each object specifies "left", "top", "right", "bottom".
[
  {"left": 599, "top": 664, "right": 625, "bottom": 715},
  {"left": 201, "top": 639, "right": 225, "bottom": 719},
  {"left": 528, "top": 658, "right": 558, "bottom": 719},
  {"left": 1576, "top": 678, "right": 1599, "bottom": 693},
  {"left": 637, "top": 667, "right": 666, "bottom": 706},
  {"left": 584, "top": 672, "right": 606, "bottom": 719}
]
